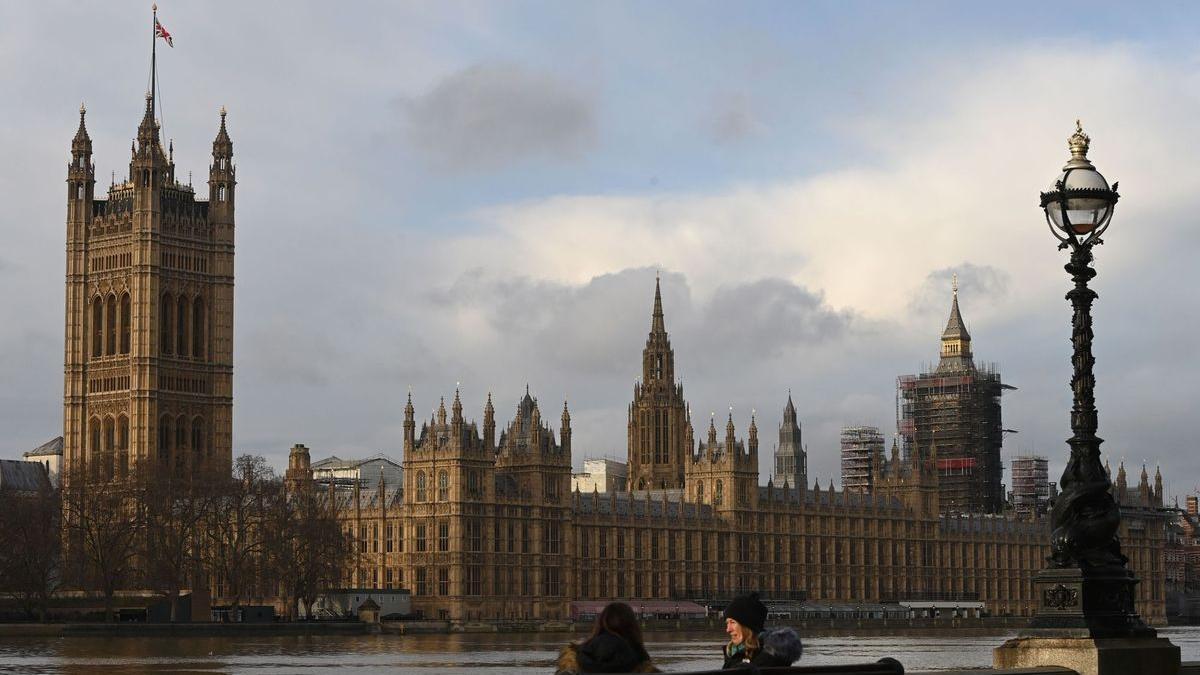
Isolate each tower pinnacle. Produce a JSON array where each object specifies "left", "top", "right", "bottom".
[
  {"left": 937, "top": 276, "right": 974, "bottom": 373},
  {"left": 651, "top": 274, "right": 665, "bottom": 335}
]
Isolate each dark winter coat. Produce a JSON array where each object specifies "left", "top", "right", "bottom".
[
  {"left": 555, "top": 631, "right": 661, "bottom": 674},
  {"left": 721, "top": 626, "right": 803, "bottom": 670}
]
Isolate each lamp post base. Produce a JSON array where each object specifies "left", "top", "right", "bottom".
[
  {"left": 994, "top": 567, "right": 1179, "bottom": 675},
  {"left": 993, "top": 636, "right": 1180, "bottom": 675},
  {"left": 1024, "top": 567, "right": 1155, "bottom": 638}
]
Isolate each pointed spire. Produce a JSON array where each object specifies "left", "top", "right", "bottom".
[
  {"left": 452, "top": 386, "right": 463, "bottom": 423},
  {"left": 942, "top": 278, "right": 971, "bottom": 341},
  {"left": 651, "top": 273, "right": 666, "bottom": 335},
  {"left": 404, "top": 390, "right": 414, "bottom": 419},
  {"left": 217, "top": 106, "right": 229, "bottom": 139},
  {"left": 561, "top": 399, "right": 571, "bottom": 424},
  {"left": 937, "top": 274, "right": 974, "bottom": 373},
  {"left": 137, "top": 90, "right": 159, "bottom": 149},
  {"left": 784, "top": 389, "right": 796, "bottom": 419},
  {"left": 73, "top": 102, "right": 91, "bottom": 145}
]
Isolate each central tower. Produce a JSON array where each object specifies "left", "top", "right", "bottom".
[{"left": 627, "top": 277, "right": 694, "bottom": 490}]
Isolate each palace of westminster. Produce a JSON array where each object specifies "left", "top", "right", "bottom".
[{"left": 52, "top": 77, "right": 1171, "bottom": 625}]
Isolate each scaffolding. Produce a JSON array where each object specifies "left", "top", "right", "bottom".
[
  {"left": 896, "top": 363, "right": 1009, "bottom": 514},
  {"left": 840, "top": 425, "right": 883, "bottom": 493},
  {"left": 1011, "top": 455, "right": 1049, "bottom": 518}
]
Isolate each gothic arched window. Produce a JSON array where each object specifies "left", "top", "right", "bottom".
[
  {"left": 696, "top": 480, "right": 704, "bottom": 504},
  {"left": 176, "top": 415, "right": 187, "bottom": 451},
  {"left": 176, "top": 296, "right": 189, "bottom": 357},
  {"left": 192, "top": 417, "right": 205, "bottom": 458},
  {"left": 91, "top": 296, "right": 103, "bottom": 358},
  {"left": 715, "top": 480, "right": 724, "bottom": 506},
  {"left": 415, "top": 472, "right": 427, "bottom": 501},
  {"left": 192, "top": 297, "right": 205, "bottom": 359},
  {"left": 218, "top": 185, "right": 227, "bottom": 201},
  {"left": 120, "top": 293, "right": 131, "bottom": 354},
  {"left": 161, "top": 293, "right": 174, "bottom": 355},
  {"left": 103, "top": 416, "right": 115, "bottom": 454},
  {"left": 159, "top": 416, "right": 172, "bottom": 463},
  {"left": 118, "top": 416, "right": 129, "bottom": 451},
  {"left": 438, "top": 470, "right": 449, "bottom": 501},
  {"left": 105, "top": 294, "right": 117, "bottom": 356},
  {"left": 89, "top": 417, "right": 102, "bottom": 456}
]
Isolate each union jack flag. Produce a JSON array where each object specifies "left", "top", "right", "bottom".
[{"left": 155, "top": 18, "right": 173, "bottom": 47}]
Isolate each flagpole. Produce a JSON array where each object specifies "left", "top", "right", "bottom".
[{"left": 151, "top": 3, "right": 157, "bottom": 118}]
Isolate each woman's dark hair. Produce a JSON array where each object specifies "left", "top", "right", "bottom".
[{"left": 589, "top": 601, "right": 645, "bottom": 650}]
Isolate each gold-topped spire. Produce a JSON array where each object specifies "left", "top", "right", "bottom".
[
  {"left": 79, "top": 102, "right": 86, "bottom": 116},
  {"left": 219, "top": 105, "right": 227, "bottom": 118}
]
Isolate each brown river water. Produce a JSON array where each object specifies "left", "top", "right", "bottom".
[{"left": 2, "top": 627, "right": 1200, "bottom": 673}]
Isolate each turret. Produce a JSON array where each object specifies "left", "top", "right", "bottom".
[
  {"left": 725, "top": 412, "right": 736, "bottom": 457},
  {"left": 437, "top": 397, "right": 447, "bottom": 428},
  {"left": 707, "top": 415, "right": 718, "bottom": 455},
  {"left": 1154, "top": 465, "right": 1163, "bottom": 506},
  {"left": 285, "top": 443, "right": 313, "bottom": 492},
  {"left": 483, "top": 392, "right": 496, "bottom": 450},
  {"left": 1138, "top": 464, "right": 1151, "bottom": 506},
  {"left": 404, "top": 392, "right": 415, "bottom": 450},
  {"left": 451, "top": 387, "right": 464, "bottom": 436},
  {"left": 561, "top": 400, "right": 572, "bottom": 459},
  {"left": 209, "top": 106, "right": 235, "bottom": 241},
  {"left": 1116, "top": 461, "right": 1128, "bottom": 502},
  {"left": 67, "top": 103, "right": 95, "bottom": 233},
  {"left": 748, "top": 412, "right": 758, "bottom": 457}
]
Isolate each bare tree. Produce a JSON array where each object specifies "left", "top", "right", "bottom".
[
  {"left": 141, "top": 470, "right": 217, "bottom": 622},
  {"left": 0, "top": 481, "right": 62, "bottom": 621},
  {"left": 205, "top": 455, "right": 273, "bottom": 617},
  {"left": 261, "top": 479, "right": 353, "bottom": 620},
  {"left": 62, "top": 470, "right": 141, "bottom": 623}
]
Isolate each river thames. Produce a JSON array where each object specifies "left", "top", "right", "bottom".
[{"left": 2, "top": 627, "right": 1200, "bottom": 674}]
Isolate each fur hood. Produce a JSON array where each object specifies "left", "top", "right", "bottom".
[{"left": 760, "top": 626, "right": 803, "bottom": 665}]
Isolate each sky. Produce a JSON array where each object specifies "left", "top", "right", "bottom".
[{"left": 2, "top": 1, "right": 1199, "bottom": 498}]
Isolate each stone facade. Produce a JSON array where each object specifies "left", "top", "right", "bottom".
[
  {"left": 314, "top": 280, "right": 1169, "bottom": 625},
  {"left": 62, "top": 95, "right": 234, "bottom": 484}
]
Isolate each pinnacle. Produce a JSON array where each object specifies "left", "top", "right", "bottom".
[{"left": 650, "top": 275, "right": 666, "bottom": 335}]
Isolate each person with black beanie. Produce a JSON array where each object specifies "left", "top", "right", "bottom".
[{"left": 721, "top": 593, "right": 803, "bottom": 669}]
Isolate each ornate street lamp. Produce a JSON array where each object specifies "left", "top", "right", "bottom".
[{"left": 1029, "top": 121, "right": 1150, "bottom": 637}]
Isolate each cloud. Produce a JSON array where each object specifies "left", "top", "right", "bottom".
[
  {"left": 695, "top": 278, "right": 853, "bottom": 358},
  {"left": 396, "top": 63, "right": 596, "bottom": 171},
  {"left": 908, "top": 263, "right": 1010, "bottom": 317}
]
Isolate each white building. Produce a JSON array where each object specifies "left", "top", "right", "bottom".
[
  {"left": 22, "top": 437, "right": 62, "bottom": 487},
  {"left": 311, "top": 453, "right": 402, "bottom": 488},
  {"left": 305, "top": 588, "right": 412, "bottom": 620},
  {"left": 571, "top": 458, "right": 628, "bottom": 493}
]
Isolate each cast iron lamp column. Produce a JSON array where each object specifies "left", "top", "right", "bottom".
[{"left": 1028, "top": 122, "right": 1151, "bottom": 637}]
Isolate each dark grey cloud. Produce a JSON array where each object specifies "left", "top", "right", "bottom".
[
  {"left": 908, "top": 262, "right": 1010, "bottom": 317},
  {"left": 695, "top": 278, "right": 853, "bottom": 358},
  {"left": 396, "top": 63, "right": 596, "bottom": 171}
]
